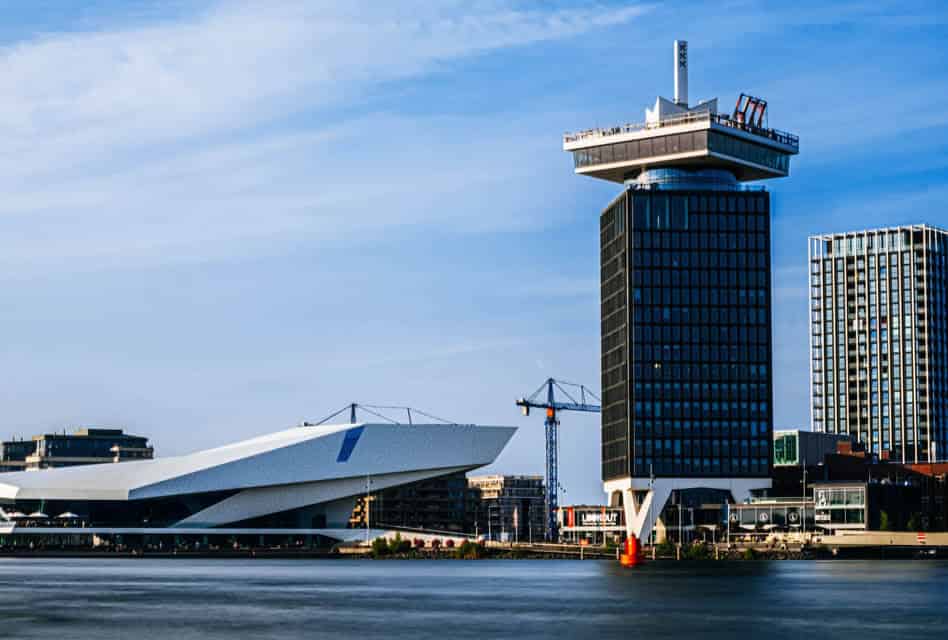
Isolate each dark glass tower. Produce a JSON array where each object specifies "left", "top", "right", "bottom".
[
  {"left": 601, "top": 185, "right": 773, "bottom": 480},
  {"left": 564, "top": 40, "right": 799, "bottom": 540}
]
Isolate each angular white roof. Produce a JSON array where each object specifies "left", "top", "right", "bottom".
[{"left": 0, "top": 422, "right": 516, "bottom": 502}]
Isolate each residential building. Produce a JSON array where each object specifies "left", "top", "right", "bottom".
[
  {"left": 562, "top": 40, "right": 799, "bottom": 541},
  {"left": 808, "top": 225, "right": 948, "bottom": 463},
  {"left": 348, "top": 471, "right": 479, "bottom": 533},
  {"left": 468, "top": 474, "right": 544, "bottom": 542}
]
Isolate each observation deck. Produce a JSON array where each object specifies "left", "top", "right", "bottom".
[
  {"left": 562, "top": 41, "right": 799, "bottom": 184},
  {"left": 563, "top": 108, "right": 799, "bottom": 184}
]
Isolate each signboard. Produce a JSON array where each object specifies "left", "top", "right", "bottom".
[
  {"left": 578, "top": 510, "right": 620, "bottom": 528},
  {"left": 561, "top": 507, "right": 623, "bottom": 529}
]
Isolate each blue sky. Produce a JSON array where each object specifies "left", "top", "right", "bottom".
[{"left": 0, "top": 1, "right": 945, "bottom": 503}]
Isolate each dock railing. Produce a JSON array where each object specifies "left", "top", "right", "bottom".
[{"left": 564, "top": 110, "right": 798, "bottom": 150}]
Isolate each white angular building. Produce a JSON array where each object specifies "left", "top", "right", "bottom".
[{"left": 0, "top": 422, "right": 515, "bottom": 541}]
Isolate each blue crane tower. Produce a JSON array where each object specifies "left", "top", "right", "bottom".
[{"left": 516, "top": 378, "right": 601, "bottom": 541}]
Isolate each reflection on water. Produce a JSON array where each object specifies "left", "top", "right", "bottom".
[{"left": 0, "top": 558, "right": 945, "bottom": 639}]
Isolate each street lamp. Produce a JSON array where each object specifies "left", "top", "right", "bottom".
[
  {"left": 648, "top": 464, "right": 655, "bottom": 547},
  {"left": 801, "top": 454, "right": 807, "bottom": 540}
]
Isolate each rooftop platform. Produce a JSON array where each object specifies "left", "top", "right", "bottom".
[{"left": 562, "top": 109, "right": 799, "bottom": 183}]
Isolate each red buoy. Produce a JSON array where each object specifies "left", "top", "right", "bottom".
[{"left": 619, "top": 535, "right": 641, "bottom": 567}]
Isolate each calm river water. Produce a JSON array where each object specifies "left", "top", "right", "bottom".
[{"left": 0, "top": 558, "right": 945, "bottom": 639}]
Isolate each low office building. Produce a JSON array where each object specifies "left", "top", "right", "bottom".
[
  {"left": 557, "top": 505, "right": 624, "bottom": 545},
  {"left": 348, "top": 471, "right": 479, "bottom": 534},
  {"left": 468, "top": 475, "right": 545, "bottom": 542},
  {"left": 811, "top": 476, "right": 941, "bottom": 533},
  {"left": 0, "top": 440, "right": 34, "bottom": 472},
  {"left": 773, "top": 430, "right": 852, "bottom": 467},
  {"left": 737, "top": 447, "right": 946, "bottom": 534},
  {"left": 728, "top": 498, "right": 814, "bottom": 535},
  {"left": 0, "top": 422, "right": 515, "bottom": 544},
  {"left": 1, "top": 428, "right": 153, "bottom": 471},
  {"left": 26, "top": 428, "right": 153, "bottom": 469}
]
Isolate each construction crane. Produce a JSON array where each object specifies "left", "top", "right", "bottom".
[{"left": 516, "top": 378, "right": 601, "bottom": 541}]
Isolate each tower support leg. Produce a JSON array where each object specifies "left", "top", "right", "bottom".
[{"left": 604, "top": 477, "right": 772, "bottom": 544}]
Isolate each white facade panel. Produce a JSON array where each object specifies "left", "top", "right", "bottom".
[{"left": 0, "top": 423, "right": 516, "bottom": 529}]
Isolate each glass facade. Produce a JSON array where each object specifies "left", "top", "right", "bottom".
[
  {"left": 707, "top": 131, "right": 790, "bottom": 174},
  {"left": 813, "top": 485, "right": 867, "bottom": 528},
  {"left": 574, "top": 131, "right": 707, "bottom": 168},
  {"left": 600, "top": 188, "right": 773, "bottom": 480},
  {"left": 773, "top": 432, "right": 798, "bottom": 466},
  {"left": 573, "top": 129, "right": 789, "bottom": 175},
  {"left": 808, "top": 226, "right": 948, "bottom": 463}
]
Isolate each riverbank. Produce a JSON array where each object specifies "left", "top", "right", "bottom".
[{"left": 0, "top": 544, "right": 941, "bottom": 561}]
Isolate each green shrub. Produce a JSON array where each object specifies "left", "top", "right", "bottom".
[
  {"left": 684, "top": 543, "right": 711, "bottom": 560},
  {"left": 741, "top": 547, "right": 756, "bottom": 561},
  {"left": 655, "top": 540, "right": 676, "bottom": 556},
  {"left": 387, "top": 533, "right": 411, "bottom": 554},
  {"left": 879, "top": 510, "right": 892, "bottom": 531},
  {"left": 455, "top": 540, "right": 486, "bottom": 559},
  {"left": 371, "top": 537, "right": 390, "bottom": 558}
]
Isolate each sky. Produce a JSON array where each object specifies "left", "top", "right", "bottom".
[{"left": 0, "top": 0, "right": 945, "bottom": 504}]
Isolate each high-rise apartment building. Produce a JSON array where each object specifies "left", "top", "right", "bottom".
[
  {"left": 808, "top": 225, "right": 948, "bottom": 463},
  {"left": 563, "top": 41, "right": 799, "bottom": 541}
]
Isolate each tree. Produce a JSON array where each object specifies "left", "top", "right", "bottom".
[{"left": 879, "top": 510, "right": 892, "bottom": 531}]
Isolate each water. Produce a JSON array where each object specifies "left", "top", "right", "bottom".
[{"left": 0, "top": 558, "right": 945, "bottom": 639}]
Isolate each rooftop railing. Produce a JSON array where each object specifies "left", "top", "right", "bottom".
[{"left": 564, "top": 109, "right": 799, "bottom": 151}]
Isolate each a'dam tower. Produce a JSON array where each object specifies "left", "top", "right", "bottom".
[{"left": 563, "top": 41, "right": 799, "bottom": 542}]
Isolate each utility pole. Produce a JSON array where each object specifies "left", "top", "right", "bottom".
[
  {"left": 678, "top": 492, "right": 683, "bottom": 549},
  {"left": 726, "top": 501, "right": 730, "bottom": 546},
  {"left": 648, "top": 464, "right": 655, "bottom": 547},
  {"left": 801, "top": 455, "right": 807, "bottom": 540},
  {"left": 365, "top": 474, "right": 371, "bottom": 544}
]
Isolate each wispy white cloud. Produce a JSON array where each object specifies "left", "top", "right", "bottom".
[
  {"left": 0, "top": 1, "right": 651, "bottom": 272},
  {"left": 814, "top": 184, "right": 948, "bottom": 235}
]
